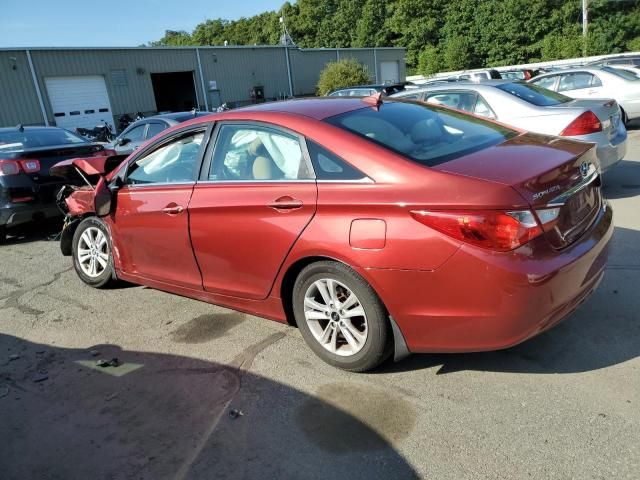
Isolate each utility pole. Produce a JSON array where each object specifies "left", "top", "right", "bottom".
[{"left": 582, "top": 0, "right": 589, "bottom": 57}]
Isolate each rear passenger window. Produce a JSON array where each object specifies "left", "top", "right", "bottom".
[
  {"left": 559, "top": 73, "right": 594, "bottom": 91},
  {"left": 474, "top": 96, "right": 494, "bottom": 118},
  {"left": 146, "top": 122, "right": 166, "bottom": 139},
  {"left": 209, "top": 125, "right": 313, "bottom": 181},
  {"left": 306, "top": 140, "right": 366, "bottom": 180}
]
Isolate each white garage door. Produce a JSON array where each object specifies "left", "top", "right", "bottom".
[
  {"left": 380, "top": 61, "right": 400, "bottom": 83},
  {"left": 45, "top": 76, "right": 115, "bottom": 132}
]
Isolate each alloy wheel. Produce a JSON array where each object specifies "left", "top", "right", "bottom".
[
  {"left": 303, "top": 278, "right": 368, "bottom": 357},
  {"left": 77, "top": 227, "right": 109, "bottom": 278}
]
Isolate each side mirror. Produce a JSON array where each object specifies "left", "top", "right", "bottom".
[
  {"left": 117, "top": 137, "right": 131, "bottom": 146},
  {"left": 108, "top": 175, "right": 124, "bottom": 193}
]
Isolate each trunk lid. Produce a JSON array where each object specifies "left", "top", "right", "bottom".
[
  {"left": 434, "top": 132, "right": 603, "bottom": 249},
  {"left": 4, "top": 143, "right": 105, "bottom": 180}
]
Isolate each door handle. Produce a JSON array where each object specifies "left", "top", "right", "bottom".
[
  {"left": 162, "top": 204, "right": 184, "bottom": 215},
  {"left": 267, "top": 196, "right": 303, "bottom": 211}
]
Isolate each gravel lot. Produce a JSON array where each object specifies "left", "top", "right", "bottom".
[{"left": 1, "top": 129, "right": 639, "bottom": 480}]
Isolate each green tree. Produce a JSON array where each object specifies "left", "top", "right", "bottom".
[
  {"left": 417, "top": 45, "right": 443, "bottom": 75},
  {"left": 316, "top": 58, "right": 372, "bottom": 95},
  {"left": 150, "top": 30, "right": 194, "bottom": 46},
  {"left": 149, "top": 0, "right": 640, "bottom": 71},
  {"left": 442, "top": 36, "right": 472, "bottom": 71}
]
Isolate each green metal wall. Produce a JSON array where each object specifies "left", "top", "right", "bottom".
[{"left": 0, "top": 47, "right": 406, "bottom": 128}]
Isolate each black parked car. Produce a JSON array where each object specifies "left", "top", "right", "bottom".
[{"left": 0, "top": 126, "right": 112, "bottom": 242}]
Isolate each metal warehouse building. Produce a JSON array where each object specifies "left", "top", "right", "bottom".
[{"left": 0, "top": 46, "right": 406, "bottom": 131}]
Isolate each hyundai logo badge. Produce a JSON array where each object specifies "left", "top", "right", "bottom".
[{"left": 580, "top": 162, "right": 590, "bottom": 178}]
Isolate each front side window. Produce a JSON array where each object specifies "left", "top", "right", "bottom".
[
  {"left": 126, "top": 130, "right": 204, "bottom": 185},
  {"left": 326, "top": 101, "right": 517, "bottom": 167},
  {"left": 209, "top": 125, "right": 312, "bottom": 181}
]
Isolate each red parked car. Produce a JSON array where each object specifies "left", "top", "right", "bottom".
[{"left": 52, "top": 97, "right": 612, "bottom": 372}]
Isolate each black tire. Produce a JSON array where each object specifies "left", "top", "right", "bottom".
[
  {"left": 71, "top": 216, "right": 117, "bottom": 288},
  {"left": 0, "top": 226, "right": 6, "bottom": 245},
  {"left": 292, "top": 260, "right": 392, "bottom": 372},
  {"left": 621, "top": 107, "right": 629, "bottom": 126}
]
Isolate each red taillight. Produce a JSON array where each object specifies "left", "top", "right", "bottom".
[
  {"left": 0, "top": 159, "right": 40, "bottom": 175},
  {"left": 410, "top": 209, "right": 544, "bottom": 252},
  {"left": 19, "top": 159, "right": 40, "bottom": 173},
  {"left": 560, "top": 111, "right": 602, "bottom": 136},
  {"left": 0, "top": 160, "right": 20, "bottom": 176}
]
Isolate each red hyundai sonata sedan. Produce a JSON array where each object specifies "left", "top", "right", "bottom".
[{"left": 52, "top": 97, "right": 612, "bottom": 372}]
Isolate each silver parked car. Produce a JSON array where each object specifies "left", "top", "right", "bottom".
[
  {"left": 529, "top": 66, "right": 640, "bottom": 124},
  {"left": 392, "top": 81, "right": 626, "bottom": 172},
  {"left": 110, "top": 111, "right": 209, "bottom": 155}
]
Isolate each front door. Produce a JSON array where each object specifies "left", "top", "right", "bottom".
[
  {"left": 189, "top": 122, "right": 317, "bottom": 300},
  {"left": 111, "top": 127, "right": 208, "bottom": 289}
]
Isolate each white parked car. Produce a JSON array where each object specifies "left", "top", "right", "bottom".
[
  {"left": 529, "top": 66, "right": 640, "bottom": 125},
  {"left": 392, "top": 80, "right": 626, "bottom": 173}
]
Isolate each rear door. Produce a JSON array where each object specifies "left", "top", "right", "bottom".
[
  {"left": 558, "top": 72, "right": 604, "bottom": 98},
  {"left": 189, "top": 122, "right": 317, "bottom": 299},
  {"left": 111, "top": 126, "right": 209, "bottom": 289}
]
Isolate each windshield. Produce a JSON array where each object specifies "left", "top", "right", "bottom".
[
  {"left": 602, "top": 66, "right": 640, "bottom": 81},
  {"left": 325, "top": 101, "right": 517, "bottom": 167},
  {"left": 496, "top": 82, "right": 571, "bottom": 106},
  {"left": 0, "top": 128, "right": 87, "bottom": 153}
]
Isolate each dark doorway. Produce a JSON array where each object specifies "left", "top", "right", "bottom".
[{"left": 150, "top": 71, "right": 197, "bottom": 112}]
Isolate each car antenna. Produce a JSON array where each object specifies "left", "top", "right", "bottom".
[
  {"left": 16, "top": 123, "right": 24, "bottom": 132},
  {"left": 362, "top": 92, "right": 383, "bottom": 109}
]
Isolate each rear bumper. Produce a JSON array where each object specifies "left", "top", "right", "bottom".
[
  {"left": 0, "top": 202, "right": 61, "bottom": 228},
  {"left": 361, "top": 201, "right": 613, "bottom": 353},
  {"left": 574, "top": 129, "right": 626, "bottom": 173}
]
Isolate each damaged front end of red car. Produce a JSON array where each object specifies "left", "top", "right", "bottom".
[{"left": 50, "top": 155, "right": 126, "bottom": 255}]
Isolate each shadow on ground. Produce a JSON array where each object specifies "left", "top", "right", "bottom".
[
  {"left": 602, "top": 159, "right": 640, "bottom": 200},
  {"left": 1, "top": 217, "right": 63, "bottom": 245},
  {"left": 379, "top": 225, "right": 640, "bottom": 376},
  {"left": 0, "top": 334, "right": 419, "bottom": 480}
]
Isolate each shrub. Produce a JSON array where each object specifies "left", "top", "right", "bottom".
[{"left": 316, "top": 59, "right": 372, "bottom": 96}]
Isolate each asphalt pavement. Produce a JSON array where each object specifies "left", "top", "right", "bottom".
[{"left": 1, "top": 129, "right": 639, "bottom": 479}]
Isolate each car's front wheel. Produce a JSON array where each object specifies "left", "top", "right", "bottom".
[
  {"left": 72, "top": 217, "right": 116, "bottom": 288},
  {"left": 292, "top": 261, "right": 392, "bottom": 372}
]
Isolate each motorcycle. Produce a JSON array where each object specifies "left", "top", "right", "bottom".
[{"left": 76, "top": 120, "right": 115, "bottom": 143}]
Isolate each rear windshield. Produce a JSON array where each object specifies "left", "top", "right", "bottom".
[
  {"left": 496, "top": 82, "right": 571, "bottom": 106},
  {"left": 0, "top": 128, "right": 87, "bottom": 153},
  {"left": 602, "top": 66, "right": 640, "bottom": 81},
  {"left": 325, "top": 101, "right": 517, "bottom": 167}
]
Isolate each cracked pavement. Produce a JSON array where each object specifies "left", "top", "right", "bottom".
[{"left": 0, "top": 130, "right": 639, "bottom": 479}]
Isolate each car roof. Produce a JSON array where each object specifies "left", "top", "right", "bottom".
[
  {"left": 533, "top": 66, "right": 610, "bottom": 76},
  {"left": 397, "top": 80, "right": 516, "bottom": 94},
  {"left": 234, "top": 97, "right": 370, "bottom": 120},
  {"left": 152, "top": 111, "right": 209, "bottom": 121}
]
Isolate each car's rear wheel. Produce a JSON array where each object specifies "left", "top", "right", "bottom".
[
  {"left": 292, "top": 261, "right": 391, "bottom": 372},
  {"left": 72, "top": 217, "right": 116, "bottom": 288}
]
